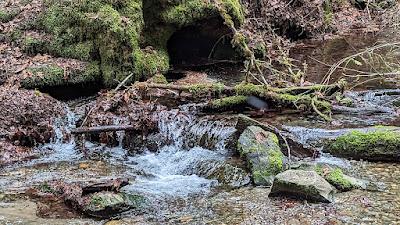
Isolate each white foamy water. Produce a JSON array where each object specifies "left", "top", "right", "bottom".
[
  {"left": 123, "top": 110, "right": 236, "bottom": 198},
  {"left": 123, "top": 145, "right": 223, "bottom": 197}
]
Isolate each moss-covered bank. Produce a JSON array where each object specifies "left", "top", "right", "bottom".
[
  {"left": 22, "top": 0, "right": 244, "bottom": 88},
  {"left": 326, "top": 128, "right": 400, "bottom": 162}
]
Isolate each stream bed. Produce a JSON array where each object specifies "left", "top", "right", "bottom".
[{"left": 1, "top": 32, "right": 400, "bottom": 224}]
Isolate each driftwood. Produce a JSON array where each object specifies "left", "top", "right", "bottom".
[
  {"left": 71, "top": 125, "right": 138, "bottom": 134},
  {"left": 332, "top": 105, "right": 396, "bottom": 114}
]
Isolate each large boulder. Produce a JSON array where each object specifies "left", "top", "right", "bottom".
[
  {"left": 237, "top": 126, "right": 286, "bottom": 186},
  {"left": 235, "top": 114, "right": 315, "bottom": 158},
  {"left": 269, "top": 170, "right": 335, "bottom": 203},
  {"left": 326, "top": 129, "right": 400, "bottom": 162}
]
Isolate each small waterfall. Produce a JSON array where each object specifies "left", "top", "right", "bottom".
[
  {"left": 52, "top": 106, "right": 77, "bottom": 144},
  {"left": 123, "top": 106, "right": 237, "bottom": 198},
  {"left": 33, "top": 105, "right": 81, "bottom": 164},
  {"left": 157, "top": 108, "right": 236, "bottom": 152}
]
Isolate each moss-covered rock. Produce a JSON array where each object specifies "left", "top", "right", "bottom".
[
  {"left": 21, "top": 63, "right": 101, "bottom": 89},
  {"left": 269, "top": 170, "right": 335, "bottom": 203},
  {"left": 237, "top": 126, "right": 287, "bottom": 186},
  {"left": 326, "top": 129, "right": 400, "bottom": 162},
  {"left": 31, "top": 0, "right": 244, "bottom": 88}
]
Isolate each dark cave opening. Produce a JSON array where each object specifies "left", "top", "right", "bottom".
[
  {"left": 167, "top": 17, "right": 241, "bottom": 69},
  {"left": 38, "top": 81, "right": 103, "bottom": 101}
]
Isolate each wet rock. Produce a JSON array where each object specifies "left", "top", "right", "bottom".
[
  {"left": 319, "top": 167, "right": 365, "bottom": 192},
  {"left": 235, "top": 114, "right": 315, "bottom": 158},
  {"left": 80, "top": 191, "right": 144, "bottom": 218},
  {"left": 269, "top": 170, "right": 335, "bottom": 203},
  {"left": 206, "top": 163, "right": 251, "bottom": 189},
  {"left": 82, "top": 178, "right": 129, "bottom": 194},
  {"left": 325, "top": 129, "right": 400, "bottom": 162},
  {"left": 292, "top": 162, "right": 382, "bottom": 192},
  {"left": 237, "top": 126, "right": 287, "bottom": 186},
  {"left": 184, "top": 159, "right": 251, "bottom": 189},
  {"left": 30, "top": 179, "right": 144, "bottom": 219}
]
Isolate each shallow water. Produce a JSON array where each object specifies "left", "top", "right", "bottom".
[{"left": 1, "top": 32, "right": 400, "bottom": 224}]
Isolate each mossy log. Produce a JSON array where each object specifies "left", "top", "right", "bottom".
[{"left": 139, "top": 81, "right": 344, "bottom": 119}]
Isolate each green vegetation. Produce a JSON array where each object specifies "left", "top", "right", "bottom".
[
  {"left": 26, "top": 0, "right": 244, "bottom": 88},
  {"left": 188, "top": 82, "right": 226, "bottom": 95},
  {"left": 324, "top": 168, "right": 354, "bottom": 191},
  {"left": 327, "top": 129, "right": 400, "bottom": 161},
  {"left": 210, "top": 95, "right": 247, "bottom": 110},
  {"left": 237, "top": 126, "right": 286, "bottom": 186},
  {"left": 0, "top": 9, "right": 19, "bottom": 23},
  {"left": 151, "top": 74, "right": 168, "bottom": 84},
  {"left": 21, "top": 63, "right": 101, "bottom": 88}
]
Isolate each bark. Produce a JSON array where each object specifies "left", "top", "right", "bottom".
[{"left": 71, "top": 125, "right": 138, "bottom": 134}]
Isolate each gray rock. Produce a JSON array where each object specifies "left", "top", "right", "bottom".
[
  {"left": 269, "top": 170, "right": 335, "bottom": 203},
  {"left": 237, "top": 126, "right": 286, "bottom": 186},
  {"left": 185, "top": 159, "right": 251, "bottom": 189},
  {"left": 81, "top": 191, "right": 144, "bottom": 218},
  {"left": 235, "top": 114, "right": 315, "bottom": 158}
]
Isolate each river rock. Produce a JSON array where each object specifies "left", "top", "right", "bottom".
[
  {"left": 80, "top": 191, "right": 144, "bottom": 218},
  {"left": 207, "top": 163, "right": 251, "bottom": 188},
  {"left": 291, "top": 162, "right": 383, "bottom": 192},
  {"left": 185, "top": 159, "right": 251, "bottom": 189},
  {"left": 269, "top": 170, "right": 335, "bottom": 203},
  {"left": 235, "top": 114, "right": 315, "bottom": 158},
  {"left": 325, "top": 129, "right": 400, "bottom": 162},
  {"left": 237, "top": 126, "right": 287, "bottom": 186}
]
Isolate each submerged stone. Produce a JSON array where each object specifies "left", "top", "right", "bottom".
[
  {"left": 326, "top": 129, "right": 400, "bottom": 162},
  {"left": 81, "top": 191, "right": 145, "bottom": 218},
  {"left": 185, "top": 159, "right": 251, "bottom": 189},
  {"left": 237, "top": 126, "right": 286, "bottom": 186},
  {"left": 269, "top": 170, "right": 335, "bottom": 203}
]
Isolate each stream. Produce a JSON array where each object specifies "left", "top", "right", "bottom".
[{"left": 1, "top": 32, "right": 400, "bottom": 224}]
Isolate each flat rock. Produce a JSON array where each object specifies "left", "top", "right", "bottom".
[{"left": 269, "top": 170, "right": 335, "bottom": 203}]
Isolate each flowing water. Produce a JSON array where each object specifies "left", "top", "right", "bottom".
[{"left": 1, "top": 31, "right": 400, "bottom": 224}]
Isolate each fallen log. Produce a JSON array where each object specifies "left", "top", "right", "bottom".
[
  {"left": 71, "top": 125, "right": 138, "bottom": 134},
  {"left": 138, "top": 81, "right": 344, "bottom": 96},
  {"left": 332, "top": 105, "right": 396, "bottom": 115}
]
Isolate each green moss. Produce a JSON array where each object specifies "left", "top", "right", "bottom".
[
  {"left": 211, "top": 95, "right": 247, "bottom": 109},
  {"left": 253, "top": 42, "right": 267, "bottom": 59},
  {"left": 252, "top": 149, "right": 284, "bottom": 184},
  {"left": 188, "top": 83, "right": 226, "bottom": 96},
  {"left": 324, "top": 168, "right": 354, "bottom": 191},
  {"left": 22, "top": 36, "right": 46, "bottom": 55},
  {"left": 151, "top": 74, "right": 168, "bottom": 84},
  {"left": 22, "top": 62, "right": 101, "bottom": 88},
  {"left": 238, "top": 126, "right": 285, "bottom": 186},
  {"left": 49, "top": 41, "right": 94, "bottom": 61},
  {"left": 235, "top": 83, "right": 265, "bottom": 96},
  {"left": 327, "top": 129, "right": 400, "bottom": 161},
  {"left": 0, "top": 9, "right": 19, "bottom": 23},
  {"left": 33, "top": 0, "right": 244, "bottom": 88},
  {"left": 323, "top": 0, "right": 333, "bottom": 25}
]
